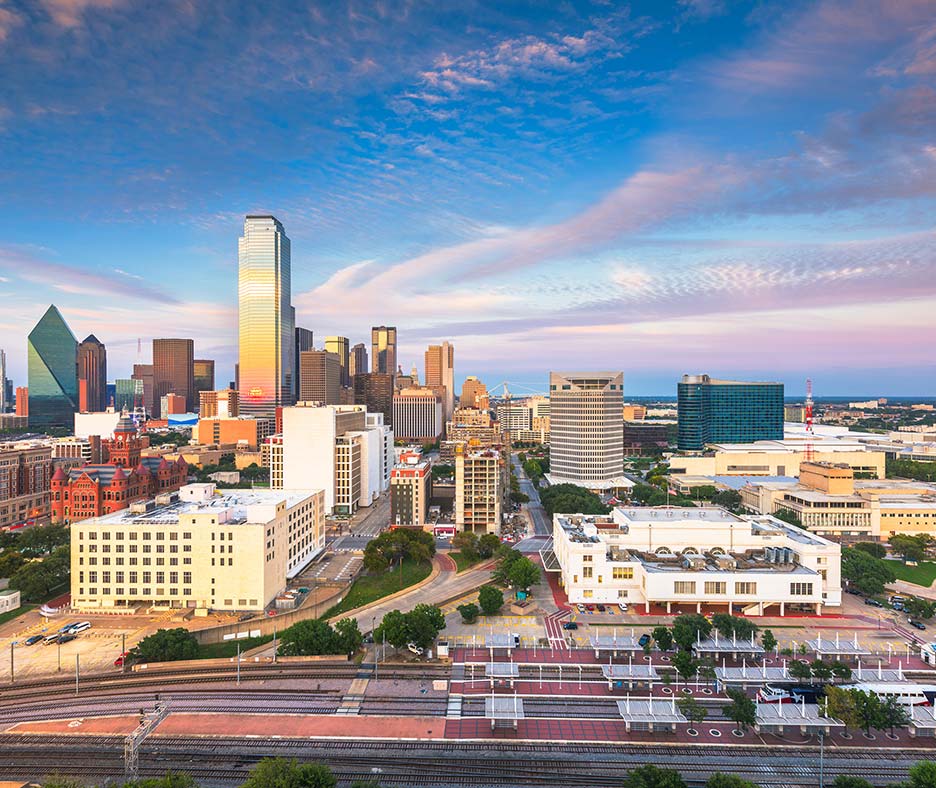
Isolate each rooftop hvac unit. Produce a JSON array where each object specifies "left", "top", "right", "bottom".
[{"left": 764, "top": 546, "right": 777, "bottom": 563}]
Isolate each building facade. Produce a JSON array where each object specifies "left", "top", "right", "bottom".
[
  {"left": 390, "top": 451, "right": 430, "bottom": 528},
  {"left": 15, "top": 387, "right": 28, "bottom": 417},
  {"left": 238, "top": 215, "right": 295, "bottom": 418},
  {"left": 0, "top": 441, "right": 52, "bottom": 529},
  {"left": 28, "top": 305, "right": 79, "bottom": 428},
  {"left": 349, "top": 343, "right": 368, "bottom": 378},
  {"left": 495, "top": 403, "right": 531, "bottom": 434},
  {"left": 294, "top": 327, "right": 314, "bottom": 401},
  {"left": 393, "top": 388, "right": 442, "bottom": 443},
  {"left": 193, "top": 359, "right": 215, "bottom": 396},
  {"left": 78, "top": 335, "right": 107, "bottom": 413},
  {"left": 548, "top": 371, "right": 626, "bottom": 492},
  {"left": 371, "top": 326, "right": 397, "bottom": 376},
  {"left": 199, "top": 389, "right": 239, "bottom": 418},
  {"left": 298, "top": 350, "right": 342, "bottom": 405},
  {"left": 193, "top": 417, "right": 273, "bottom": 450},
  {"left": 70, "top": 483, "right": 325, "bottom": 612},
  {"left": 454, "top": 445, "right": 507, "bottom": 534},
  {"left": 152, "top": 338, "right": 194, "bottom": 416},
  {"left": 677, "top": 374, "right": 784, "bottom": 452},
  {"left": 549, "top": 507, "right": 841, "bottom": 615},
  {"left": 131, "top": 364, "right": 155, "bottom": 417},
  {"left": 460, "top": 376, "right": 489, "bottom": 411},
  {"left": 324, "top": 336, "right": 351, "bottom": 387},
  {"left": 425, "top": 342, "right": 455, "bottom": 421}
]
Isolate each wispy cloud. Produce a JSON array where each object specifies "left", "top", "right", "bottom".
[{"left": 39, "top": 0, "right": 125, "bottom": 28}]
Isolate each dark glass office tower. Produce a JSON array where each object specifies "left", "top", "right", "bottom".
[
  {"left": 677, "top": 374, "right": 784, "bottom": 451},
  {"left": 28, "top": 305, "right": 79, "bottom": 428}
]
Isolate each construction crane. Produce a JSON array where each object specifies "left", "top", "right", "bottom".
[
  {"left": 488, "top": 381, "right": 547, "bottom": 401},
  {"left": 804, "top": 378, "right": 815, "bottom": 464}
]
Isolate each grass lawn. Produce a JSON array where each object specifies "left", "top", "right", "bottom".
[
  {"left": 449, "top": 551, "right": 482, "bottom": 573},
  {"left": 196, "top": 633, "right": 273, "bottom": 660},
  {"left": 323, "top": 558, "right": 432, "bottom": 619},
  {"left": 0, "top": 604, "right": 36, "bottom": 628},
  {"left": 888, "top": 560, "right": 936, "bottom": 587}
]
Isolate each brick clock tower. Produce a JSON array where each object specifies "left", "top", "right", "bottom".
[{"left": 106, "top": 412, "right": 142, "bottom": 468}]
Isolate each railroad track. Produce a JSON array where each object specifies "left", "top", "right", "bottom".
[{"left": 0, "top": 735, "right": 923, "bottom": 787}]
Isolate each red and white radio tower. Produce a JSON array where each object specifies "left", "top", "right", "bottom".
[{"left": 804, "top": 378, "right": 815, "bottom": 464}]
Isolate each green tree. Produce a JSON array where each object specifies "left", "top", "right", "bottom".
[
  {"left": 0, "top": 550, "right": 26, "bottom": 577},
  {"left": 431, "top": 464, "right": 455, "bottom": 479},
  {"left": 905, "top": 597, "right": 936, "bottom": 620},
  {"left": 278, "top": 619, "right": 340, "bottom": 657},
  {"left": 705, "top": 776, "right": 758, "bottom": 788},
  {"left": 506, "top": 556, "right": 540, "bottom": 592},
  {"left": 10, "top": 544, "right": 70, "bottom": 602},
  {"left": 907, "top": 761, "right": 936, "bottom": 788},
  {"left": 774, "top": 508, "right": 803, "bottom": 527},
  {"left": 853, "top": 542, "right": 886, "bottom": 559},
  {"left": 761, "top": 629, "right": 777, "bottom": 652},
  {"left": 131, "top": 628, "right": 199, "bottom": 663},
  {"left": 788, "top": 660, "right": 812, "bottom": 682},
  {"left": 458, "top": 603, "right": 479, "bottom": 624},
  {"left": 375, "top": 605, "right": 446, "bottom": 650},
  {"left": 651, "top": 626, "right": 673, "bottom": 651},
  {"left": 811, "top": 659, "right": 833, "bottom": 682},
  {"left": 38, "top": 776, "right": 89, "bottom": 788},
  {"left": 539, "top": 483, "right": 610, "bottom": 516},
  {"left": 622, "top": 764, "right": 687, "bottom": 788},
  {"left": 825, "top": 687, "right": 862, "bottom": 734},
  {"left": 17, "top": 523, "right": 69, "bottom": 556},
  {"left": 724, "top": 688, "right": 757, "bottom": 733},
  {"left": 362, "top": 543, "right": 389, "bottom": 573},
  {"left": 841, "top": 548, "right": 896, "bottom": 596},
  {"left": 374, "top": 610, "right": 408, "bottom": 649},
  {"left": 121, "top": 773, "right": 199, "bottom": 788},
  {"left": 672, "top": 650, "right": 698, "bottom": 681},
  {"left": 334, "top": 618, "right": 363, "bottom": 655},
  {"left": 829, "top": 661, "right": 853, "bottom": 681},
  {"left": 878, "top": 694, "right": 910, "bottom": 736},
  {"left": 831, "top": 776, "right": 874, "bottom": 788},
  {"left": 676, "top": 694, "right": 707, "bottom": 731},
  {"left": 477, "top": 533, "right": 501, "bottom": 558},
  {"left": 711, "top": 613, "right": 758, "bottom": 641},
  {"left": 712, "top": 490, "right": 743, "bottom": 512},
  {"left": 510, "top": 491, "right": 530, "bottom": 504},
  {"left": 451, "top": 531, "right": 479, "bottom": 561},
  {"left": 239, "top": 757, "right": 337, "bottom": 788},
  {"left": 478, "top": 585, "right": 504, "bottom": 616},
  {"left": 890, "top": 534, "right": 928, "bottom": 563},
  {"left": 672, "top": 614, "right": 712, "bottom": 651}
]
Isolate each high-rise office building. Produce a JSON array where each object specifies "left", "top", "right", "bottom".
[
  {"left": 294, "top": 327, "right": 314, "bottom": 399},
  {"left": 548, "top": 371, "right": 625, "bottom": 492},
  {"left": 153, "top": 338, "right": 194, "bottom": 416},
  {"left": 392, "top": 388, "right": 442, "bottom": 443},
  {"left": 425, "top": 342, "right": 455, "bottom": 421},
  {"left": 349, "top": 343, "right": 368, "bottom": 378},
  {"left": 677, "top": 374, "right": 784, "bottom": 452},
  {"left": 77, "top": 335, "right": 107, "bottom": 413},
  {"left": 199, "top": 389, "right": 239, "bottom": 419},
  {"left": 238, "top": 215, "right": 295, "bottom": 418},
  {"left": 28, "top": 305, "right": 79, "bottom": 428},
  {"left": 0, "top": 348, "right": 7, "bottom": 413},
  {"left": 460, "top": 376, "right": 490, "bottom": 411},
  {"left": 353, "top": 373, "right": 393, "bottom": 427},
  {"left": 114, "top": 378, "right": 142, "bottom": 412},
  {"left": 15, "top": 387, "right": 28, "bottom": 417},
  {"left": 371, "top": 326, "right": 397, "bottom": 377},
  {"left": 454, "top": 444, "right": 508, "bottom": 535},
  {"left": 193, "top": 359, "right": 215, "bottom": 396},
  {"left": 299, "top": 350, "right": 342, "bottom": 405},
  {"left": 131, "top": 364, "right": 155, "bottom": 416},
  {"left": 324, "top": 336, "right": 351, "bottom": 387},
  {"left": 0, "top": 442, "right": 52, "bottom": 529}
]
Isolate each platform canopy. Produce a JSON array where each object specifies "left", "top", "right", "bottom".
[
  {"left": 485, "top": 662, "right": 520, "bottom": 678},
  {"left": 590, "top": 630, "right": 643, "bottom": 652},
  {"left": 539, "top": 539, "right": 561, "bottom": 573},
  {"left": 806, "top": 633, "right": 871, "bottom": 657},
  {"left": 485, "top": 695, "right": 525, "bottom": 721},
  {"left": 909, "top": 705, "right": 936, "bottom": 733},
  {"left": 715, "top": 662, "right": 792, "bottom": 685},
  {"left": 616, "top": 697, "right": 687, "bottom": 725},
  {"left": 485, "top": 633, "right": 516, "bottom": 650},
  {"left": 693, "top": 630, "right": 764, "bottom": 657},
  {"left": 602, "top": 663, "right": 659, "bottom": 681},
  {"left": 755, "top": 700, "right": 843, "bottom": 730},
  {"left": 853, "top": 661, "right": 909, "bottom": 683}
]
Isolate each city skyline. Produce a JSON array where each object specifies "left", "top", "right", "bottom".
[{"left": 1, "top": 1, "right": 935, "bottom": 394}]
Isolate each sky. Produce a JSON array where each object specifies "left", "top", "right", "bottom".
[{"left": 0, "top": 0, "right": 934, "bottom": 397}]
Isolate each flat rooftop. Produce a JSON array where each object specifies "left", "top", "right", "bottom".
[{"left": 617, "top": 507, "right": 742, "bottom": 524}]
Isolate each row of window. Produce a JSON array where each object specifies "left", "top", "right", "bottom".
[
  {"left": 81, "top": 571, "right": 192, "bottom": 584},
  {"left": 80, "top": 557, "right": 191, "bottom": 566}
]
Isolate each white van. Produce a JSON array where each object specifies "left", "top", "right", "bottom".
[
  {"left": 68, "top": 621, "right": 92, "bottom": 634},
  {"left": 42, "top": 633, "right": 60, "bottom": 644}
]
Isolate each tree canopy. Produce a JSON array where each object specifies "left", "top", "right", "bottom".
[
  {"left": 478, "top": 585, "right": 504, "bottom": 615},
  {"left": 278, "top": 617, "right": 362, "bottom": 657},
  {"left": 539, "top": 484, "right": 610, "bottom": 516},
  {"left": 363, "top": 528, "right": 435, "bottom": 572},
  {"left": 239, "top": 757, "right": 337, "bottom": 788},
  {"left": 622, "top": 764, "right": 687, "bottom": 788},
  {"left": 375, "top": 604, "right": 445, "bottom": 650},
  {"left": 841, "top": 548, "right": 896, "bottom": 596},
  {"left": 131, "top": 628, "right": 199, "bottom": 663}
]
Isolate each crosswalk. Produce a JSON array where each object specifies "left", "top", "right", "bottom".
[{"left": 544, "top": 609, "right": 571, "bottom": 650}]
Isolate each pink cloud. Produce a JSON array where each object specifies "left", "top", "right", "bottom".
[{"left": 40, "top": 0, "right": 124, "bottom": 28}]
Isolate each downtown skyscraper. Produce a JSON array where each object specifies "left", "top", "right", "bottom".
[
  {"left": 238, "top": 215, "right": 295, "bottom": 417},
  {"left": 28, "top": 305, "right": 79, "bottom": 428}
]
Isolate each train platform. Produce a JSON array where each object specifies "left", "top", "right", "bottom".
[
  {"left": 8, "top": 715, "right": 139, "bottom": 735},
  {"left": 155, "top": 713, "right": 447, "bottom": 739}
]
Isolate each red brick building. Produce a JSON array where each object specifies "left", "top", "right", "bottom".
[{"left": 50, "top": 413, "right": 188, "bottom": 525}]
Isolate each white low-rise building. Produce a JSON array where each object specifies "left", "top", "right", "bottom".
[
  {"left": 548, "top": 506, "right": 841, "bottom": 616},
  {"left": 70, "top": 483, "right": 325, "bottom": 613}
]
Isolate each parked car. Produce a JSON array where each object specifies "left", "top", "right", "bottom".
[
  {"left": 618, "top": 603, "right": 629, "bottom": 612},
  {"left": 576, "top": 604, "right": 586, "bottom": 613},
  {"left": 585, "top": 604, "right": 595, "bottom": 612},
  {"left": 864, "top": 598, "right": 884, "bottom": 608},
  {"left": 638, "top": 633, "right": 651, "bottom": 648},
  {"left": 562, "top": 621, "right": 579, "bottom": 630},
  {"left": 67, "top": 622, "right": 92, "bottom": 634},
  {"left": 24, "top": 635, "right": 43, "bottom": 646},
  {"left": 114, "top": 652, "right": 129, "bottom": 667},
  {"left": 407, "top": 642, "right": 425, "bottom": 656},
  {"left": 513, "top": 634, "right": 521, "bottom": 648},
  {"left": 58, "top": 633, "right": 77, "bottom": 644},
  {"left": 909, "top": 619, "right": 927, "bottom": 631},
  {"left": 595, "top": 604, "right": 606, "bottom": 612},
  {"left": 238, "top": 613, "right": 253, "bottom": 622}
]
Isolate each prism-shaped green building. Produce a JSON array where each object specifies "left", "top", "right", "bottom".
[{"left": 28, "top": 305, "right": 78, "bottom": 428}]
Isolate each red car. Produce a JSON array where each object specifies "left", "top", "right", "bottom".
[{"left": 114, "top": 652, "right": 129, "bottom": 667}]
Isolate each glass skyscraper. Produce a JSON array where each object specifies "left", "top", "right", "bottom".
[
  {"left": 371, "top": 326, "right": 397, "bottom": 376},
  {"left": 238, "top": 215, "right": 295, "bottom": 417},
  {"left": 28, "top": 304, "right": 79, "bottom": 428},
  {"left": 677, "top": 374, "right": 784, "bottom": 452}
]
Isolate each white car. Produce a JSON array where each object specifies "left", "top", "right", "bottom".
[
  {"left": 407, "top": 642, "right": 425, "bottom": 656},
  {"left": 618, "top": 603, "right": 629, "bottom": 612}
]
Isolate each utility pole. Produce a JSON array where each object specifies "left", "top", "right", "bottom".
[
  {"left": 372, "top": 615, "right": 378, "bottom": 680},
  {"left": 122, "top": 633, "right": 127, "bottom": 673},
  {"left": 236, "top": 642, "right": 241, "bottom": 686},
  {"left": 9, "top": 642, "right": 13, "bottom": 684},
  {"left": 273, "top": 622, "right": 277, "bottom": 664},
  {"left": 75, "top": 654, "right": 80, "bottom": 696}
]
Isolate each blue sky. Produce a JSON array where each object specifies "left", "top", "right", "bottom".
[{"left": 1, "top": 0, "right": 935, "bottom": 396}]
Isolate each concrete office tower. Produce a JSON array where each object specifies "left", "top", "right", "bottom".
[
  {"left": 353, "top": 373, "right": 393, "bottom": 427},
  {"left": 460, "top": 376, "right": 490, "bottom": 411},
  {"left": 548, "top": 372, "right": 625, "bottom": 492},
  {"left": 454, "top": 444, "right": 508, "bottom": 535},
  {"left": 193, "top": 359, "right": 215, "bottom": 395},
  {"left": 199, "top": 389, "right": 239, "bottom": 419},
  {"left": 153, "top": 338, "right": 194, "bottom": 416},
  {"left": 131, "top": 364, "right": 155, "bottom": 416},
  {"left": 294, "top": 327, "right": 314, "bottom": 399},
  {"left": 349, "top": 343, "right": 367, "bottom": 377},
  {"left": 677, "top": 374, "right": 784, "bottom": 452},
  {"left": 425, "top": 342, "right": 455, "bottom": 421},
  {"left": 371, "top": 326, "right": 397, "bottom": 376},
  {"left": 77, "top": 335, "right": 107, "bottom": 413},
  {"left": 0, "top": 348, "right": 6, "bottom": 412},
  {"left": 393, "top": 387, "right": 442, "bottom": 443},
  {"left": 299, "top": 350, "right": 342, "bottom": 405},
  {"left": 281, "top": 404, "right": 392, "bottom": 514},
  {"left": 238, "top": 215, "right": 295, "bottom": 418},
  {"left": 324, "top": 336, "right": 351, "bottom": 387},
  {"left": 28, "top": 305, "right": 79, "bottom": 428},
  {"left": 0, "top": 442, "right": 53, "bottom": 528},
  {"left": 495, "top": 402, "right": 531, "bottom": 433}
]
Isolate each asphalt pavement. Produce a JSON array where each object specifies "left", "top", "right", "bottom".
[{"left": 513, "top": 454, "right": 550, "bottom": 536}]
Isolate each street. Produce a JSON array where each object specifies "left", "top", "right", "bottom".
[
  {"left": 329, "top": 494, "right": 390, "bottom": 552},
  {"left": 512, "top": 454, "right": 550, "bottom": 536}
]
